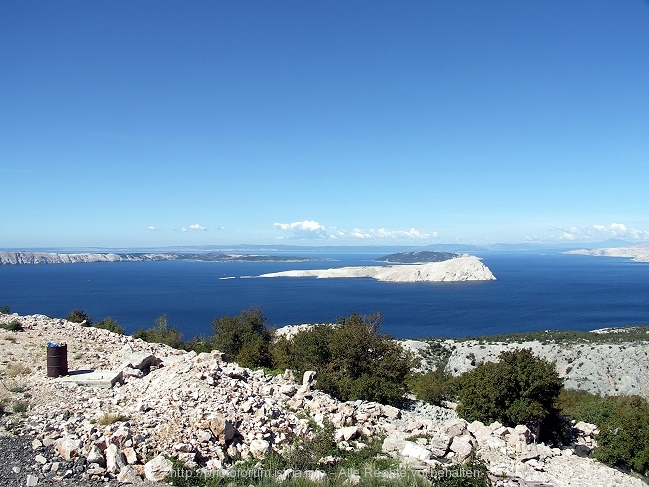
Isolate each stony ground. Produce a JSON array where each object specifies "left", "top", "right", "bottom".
[{"left": 1, "top": 313, "right": 647, "bottom": 487}]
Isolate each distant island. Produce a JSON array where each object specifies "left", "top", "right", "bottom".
[
  {"left": 374, "top": 250, "right": 459, "bottom": 263},
  {"left": 258, "top": 255, "right": 495, "bottom": 282},
  {"left": 565, "top": 243, "right": 649, "bottom": 262},
  {"left": 0, "top": 251, "right": 318, "bottom": 265}
]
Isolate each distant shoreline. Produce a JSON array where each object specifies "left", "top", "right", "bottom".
[{"left": 0, "top": 251, "right": 321, "bottom": 265}]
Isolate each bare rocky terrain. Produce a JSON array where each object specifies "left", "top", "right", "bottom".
[
  {"left": 565, "top": 243, "right": 649, "bottom": 262},
  {"left": 401, "top": 332, "right": 649, "bottom": 399},
  {"left": 0, "top": 313, "right": 647, "bottom": 486},
  {"left": 259, "top": 255, "right": 496, "bottom": 282}
]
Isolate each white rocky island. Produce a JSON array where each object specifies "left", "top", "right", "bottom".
[
  {"left": 258, "top": 255, "right": 496, "bottom": 282},
  {"left": 566, "top": 243, "right": 649, "bottom": 262}
]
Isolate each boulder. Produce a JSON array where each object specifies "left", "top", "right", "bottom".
[
  {"left": 280, "top": 384, "right": 297, "bottom": 396},
  {"left": 249, "top": 439, "right": 271, "bottom": 459},
  {"left": 429, "top": 433, "right": 452, "bottom": 457},
  {"left": 105, "top": 444, "right": 127, "bottom": 474},
  {"left": 86, "top": 445, "right": 106, "bottom": 467},
  {"left": 144, "top": 454, "right": 173, "bottom": 482},
  {"left": 401, "top": 441, "right": 431, "bottom": 461},
  {"left": 303, "top": 370, "right": 317, "bottom": 385},
  {"left": 450, "top": 435, "right": 474, "bottom": 461},
  {"left": 382, "top": 433, "right": 407, "bottom": 454},
  {"left": 442, "top": 418, "right": 468, "bottom": 437},
  {"left": 55, "top": 437, "right": 81, "bottom": 461},
  {"left": 116, "top": 465, "right": 141, "bottom": 483},
  {"left": 382, "top": 405, "right": 401, "bottom": 420},
  {"left": 210, "top": 415, "right": 237, "bottom": 443},
  {"left": 575, "top": 421, "right": 599, "bottom": 437},
  {"left": 335, "top": 426, "right": 359, "bottom": 442}
]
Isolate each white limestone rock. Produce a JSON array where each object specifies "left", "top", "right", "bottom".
[
  {"left": 144, "top": 454, "right": 173, "bottom": 482},
  {"left": 401, "top": 441, "right": 431, "bottom": 461}
]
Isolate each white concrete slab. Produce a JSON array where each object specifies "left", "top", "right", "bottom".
[{"left": 55, "top": 369, "right": 123, "bottom": 388}]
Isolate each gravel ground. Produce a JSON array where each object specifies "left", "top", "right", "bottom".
[{"left": 0, "top": 429, "right": 126, "bottom": 487}]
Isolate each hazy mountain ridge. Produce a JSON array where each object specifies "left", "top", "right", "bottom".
[{"left": 0, "top": 251, "right": 317, "bottom": 265}]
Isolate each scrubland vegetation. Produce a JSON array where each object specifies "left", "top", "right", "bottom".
[{"left": 6, "top": 304, "right": 647, "bottom": 480}]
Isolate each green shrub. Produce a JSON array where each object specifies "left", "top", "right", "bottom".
[
  {"left": 278, "top": 313, "right": 416, "bottom": 406},
  {"left": 132, "top": 313, "right": 184, "bottom": 349},
  {"left": 183, "top": 334, "right": 216, "bottom": 354},
  {"left": 0, "top": 304, "right": 10, "bottom": 314},
  {"left": 94, "top": 316, "right": 125, "bottom": 335},
  {"left": 410, "top": 366, "right": 455, "bottom": 406},
  {"left": 455, "top": 348, "right": 563, "bottom": 431},
  {"left": 12, "top": 400, "right": 29, "bottom": 414},
  {"left": 0, "top": 320, "right": 23, "bottom": 332},
  {"left": 65, "top": 309, "right": 92, "bottom": 326},
  {"left": 211, "top": 307, "right": 272, "bottom": 368},
  {"left": 426, "top": 452, "right": 492, "bottom": 486},
  {"left": 559, "top": 389, "right": 649, "bottom": 475}
]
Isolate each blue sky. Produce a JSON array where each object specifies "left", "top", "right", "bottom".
[{"left": 2, "top": 1, "right": 649, "bottom": 248}]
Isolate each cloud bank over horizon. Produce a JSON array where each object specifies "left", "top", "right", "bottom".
[{"left": 273, "top": 220, "right": 437, "bottom": 242}]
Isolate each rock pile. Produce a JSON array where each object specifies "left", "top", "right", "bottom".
[{"left": 0, "top": 313, "right": 645, "bottom": 486}]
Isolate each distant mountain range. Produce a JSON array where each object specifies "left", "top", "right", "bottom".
[{"left": 0, "top": 251, "right": 318, "bottom": 265}]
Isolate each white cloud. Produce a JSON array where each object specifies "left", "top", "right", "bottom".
[
  {"left": 334, "top": 227, "right": 436, "bottom": 240},
  {"left": 176, "top": 223, "right": 208, "bottom": 232},
  {"left": 273, "top": 220, "right": 328, "bottom": 239},
  {"left": 147, "top": 226, "right": 160, "bottom": 231},
  {"left": 274, "top": 220, "right": 437, "bottom": 241},
  {"left": 557, "top": 223, "right": 649, "bottom": 241}
]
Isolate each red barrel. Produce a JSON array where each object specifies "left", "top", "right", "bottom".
[{"left": 46, "top": 344, "right": 68, "bottom": 378}]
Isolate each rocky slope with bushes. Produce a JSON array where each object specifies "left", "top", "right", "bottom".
[
  {"left": 403, "top": 329, "right": 649, "bottom": 398},
  {"left": 0, "top": 313, "right": 646, "bottom": 486}
]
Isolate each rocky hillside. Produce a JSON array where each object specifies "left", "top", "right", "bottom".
[
  {"left": 0, "top": 252, "right": 175, "bottom": 265},
  {"left": 0, "top": 314, "right": 645, "bottom": 486},
  {"left": 565, "top": 243, "right": 649, "bottom": 262},
  {"left": 401, "top": 330, "right": 649, "bottom": 399}
]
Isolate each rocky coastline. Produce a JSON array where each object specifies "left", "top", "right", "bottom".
[
  {"left": 259, "top": 255, "right": 496, "bottom": 282},
  {"left": 565, "top": 243, "right": 649, "bottom": 262},
  {"left": 0, "top": 313, "right": 646, "bottom": 486}
]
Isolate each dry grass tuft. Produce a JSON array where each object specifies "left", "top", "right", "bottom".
[{"left": 4, "top": 363, "right": 32, "bottom": 377}]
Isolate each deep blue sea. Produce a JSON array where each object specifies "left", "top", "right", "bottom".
[{"left": 1, "top": 253, "right": 648, "bottom": 339}]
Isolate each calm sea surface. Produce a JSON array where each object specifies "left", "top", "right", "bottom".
[{"left": 1, "top": 253, "right": 648, "bottom": 339}]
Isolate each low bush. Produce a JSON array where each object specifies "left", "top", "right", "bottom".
[
  {"left": 65, "top": 309, "right": 92, "bottom": 326},
  {"left": 94, "top": 316, "right": 125, "bottom": 335},
  {"left": 426, "top": 452, "right": 492, "bottom": 486},
  {"left": 211, "top": 307, "right": 272, "bottom": 368},
  {"left": 275, "top": 313, "right": 416, "bottom": 406},
  {"left": 409, "top": 366, "right": 456, "bottom": 406},
  {"left": 0, "top": 304, "right": 10, "bottom": 314},
  {"left": 559, "top": 389, "right": 649, "bottom": 476},
  {"left": 0, "top": 320, "right": 23, "bottom": 332},
  {"left": 97, "top": 412, "right": 130, "bottom": 425},
  {"left": 133, "top": 314, "right": 184, "bottom": 349},
  {"left": 12, "top": 400, "right": 29, "bottom": 414},
  {"left": 454, "top": 348, "right": 563, "bottom": 433}
]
